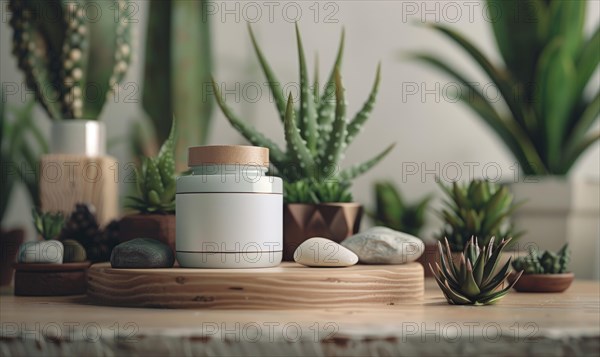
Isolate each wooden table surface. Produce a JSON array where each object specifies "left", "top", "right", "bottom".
[{"left": 1, "top": 279, "right": 599, "bottom": 356}]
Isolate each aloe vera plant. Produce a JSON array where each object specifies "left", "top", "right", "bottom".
[
  {"left": 127, "top": 120, "right": 177, "bottom": 214},
  {"left": 213, "top": 25, "right": 394, "bottom": 202},
  {"left": 8, "top": 0, "right": 132, "bottom": 120},
  {"left": 437, "top": 179, "right": 523, "bottom": 251},
  {"left": 413, "top": 0, "right": 599, "bottom": 175},
  {"left": 142, "top": 0, "right": 212, "bottom": 166},
  {"left": 371, "top": 181, "right": 431, "bottom": 236},
  {"left": 431, "top": 237, "right": 523, "bottom": 305}
]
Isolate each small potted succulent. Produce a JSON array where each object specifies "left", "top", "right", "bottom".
[
  {"left": 509, "top": 244, "right": 573, "bottom": 293},
  {"left": 423, "top": 179, "right": 523, "bottom": 276},
  {"left": 212, "top": 25, "right": 394, "bottom": 260},
  {"left": 8, "top": 0, "right": 133, "bottom": 225},
  {"left": 431, "top": 237, "right": 522, "bottom": 305},
  {"left": 370, "top": 181, "right": 432, "bottom": 236},
  {"left": 14, "top": 209, "right": 90, "bottom": 296},
  {"left": 120, "top": 121, "right": 177, "bottom": 253}
]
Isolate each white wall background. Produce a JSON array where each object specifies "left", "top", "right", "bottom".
[{"left": 2, "top": 0, "right": 599, "bottom": 242}]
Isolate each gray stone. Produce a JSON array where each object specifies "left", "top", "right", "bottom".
[
  {"left": 63, "top": 239, "right": 87, "bottom": 262},
  {"left": 18, "top": 241, "right": 64, "bottom": 264},
  {"left": 341, "top": 227, "right": 424, "bottom": 264},
  {"left": 110, "top": 238, "right": 174, "bottom": 268},
  {"left": 294, "top": 237, "right": 358, "bottom": 267}
]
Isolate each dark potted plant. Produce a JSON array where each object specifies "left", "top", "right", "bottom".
[
  {"left": 0, "top": 96, "right": 47, "bottom": 286},
  {"left": 509, "top": 244, "right": 573, "bottom": 293},
  {"left": 8, "top": 0, "right": 133, "bottom": 225},
  {"left": 120, "top": 120, "right": 177, "bottom": 253},
  {"left": 412, "top": 0, "right": 599, "bottom": 278},
  {"left": 212, "top": 25, "right": 394, "bottom": 260}
]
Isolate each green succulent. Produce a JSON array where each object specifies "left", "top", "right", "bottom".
[
  {"left": 431, "top": 237, "right": 523, "bottom": 305},
  {"left": 8, "top": 0, "right": 132, "bottom": 120},
  {"left": 32, "top": 208, "right": 65, "bottom": 241},
  {"left": 127, "top": 120, "right": 176, "bottom": 214},
  {"left": 284, "top": 180, "right": 352, "bottom": 204},
  {"left": 413, "top": 0, "right": 599, "bottom": 175},
  {"left": 212, "top": 24, "right": 394, "bottom": 203},
  {"left": 370, "top": 181, "right": 432, "bottom": 236},
  {"left": 512, "top": 244, "right": 570, "bottom": 274},
  {"left": 437, "top": 179, "right": 523, "bottom": 251}
]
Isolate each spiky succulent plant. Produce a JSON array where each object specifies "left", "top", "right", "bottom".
[
  {"left": 212, "top": 25, "right": 394, "bottom": 203},
  {"left": 127, "top": 120, "right": 176, "bottom": 214},
  {"left": 437, "top": 179, "right": 523, "bottom": 251},
  {"left": 371, "top": 181, "right": 431, "bottom": 236},
  {"left": 8, "top": 0, "right": 132, "bottom": 120},
  {"left": 431, "top": 237, "right": 523, "bottom": 305},
  {"left": 32, "top": 208, "right": 65, "bottom": 240},
  {"left": 413, "top": 0, "right": 599, "bottom": 175},
  {"left": 512, "top": 244, "right": 570, "bottom": 274}
]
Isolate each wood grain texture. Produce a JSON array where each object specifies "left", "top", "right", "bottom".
[
  {"left": 87, "top": 262, "right": 424, "bottom": 309},
  {"left": 14, "top": 262, "right": 90, "bottom": 296},
  {"left": 40, "top": 154, "right": 119, "bottom": 225}
]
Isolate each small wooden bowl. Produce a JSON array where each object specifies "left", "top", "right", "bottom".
[
  {"left": 508, "top": 272, "right": 574, "bottom": 293},
  {"left": 14, "top": 262, "right": 91, "bottom": 296}
]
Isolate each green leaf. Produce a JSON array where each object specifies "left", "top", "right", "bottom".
[
  {"left": 295, "top": 23, "right": 318, "bottom": 153},
  {"left": 283, "top": 94, "right": 315, "bottom": 178},
  {"left": 320, "top": 68, "right": 347, "bottom": 172},
  {"left": 575, "top": 26, "right": 600, "bottom": 100},
  {"left": 346, "top": 63, "right": 381, "bottom": 145},
  {"left": 339, "top": 143, "right": 395, "bottom": 181},
  {"left": 547, "top": 0, "right": 585, "bottom": 58},
  {"left": 211, "top": 78, "right": 287, "bottom": 166},
  {"left": 248, "top": 25, "right": 287, "bottom": 122}
]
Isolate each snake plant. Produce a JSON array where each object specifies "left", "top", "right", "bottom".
[
  {"left": 212, "top": 25, "right": 394, "bottom": 203},
  {"left": 370, "top": 181, "right": 432, "bottom": 236},
  {"left": 437, "top": 179, "right": 523, "bottom": 251},
  {"left": 413, "top": 0, "right": 599, "bottom": 175},
  {"left": 8, "top": 0, "right": 132, "bottom": 120},
  {"left": 512, "top": 244, "right": 570, "bottom": 274},
  {"left": 142, "top": 0, "right": 213, "bottom": 166},
  {"left": 127, "top": 120, "right": 176, "bottom": 214},
  {"left": 431, "top": 237, "right": 523, "bottom": 305}
]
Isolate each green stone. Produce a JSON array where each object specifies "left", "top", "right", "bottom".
[
  {"left": 63, "top": 239, "right": 87, "bottom": 262},
  {"left": 110, "top": 238, "right": 174, "bottom": 269}
]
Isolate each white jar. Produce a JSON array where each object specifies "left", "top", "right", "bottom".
[{"left": 176, "top": 146, "right": 283, "bottom": 268}]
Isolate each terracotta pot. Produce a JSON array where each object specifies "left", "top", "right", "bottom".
[
  {"left": 14, "top": 262, "right": 91, "bottom": 296},
  {"left": 283, "top": 203, "right": 362, "bottom": 261},
  {"left": 508, "top": 272, "right": 574, "bottom": 293},
  {"left": 0, "top": 228, "right": 25, "bottom": 286},
  {"left": 118, "top": 214, "right": 176, "bottom": 253}
]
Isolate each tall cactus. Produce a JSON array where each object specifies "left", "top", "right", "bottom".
[
  {"left": 212, "top": 25, "right": 394, "bottom": 191},
  {"left": 8, "top": 0, "right": 132, "bottom": 120},
  {"left": 142, "top": 0, "right": 213, "bottom": 167}
]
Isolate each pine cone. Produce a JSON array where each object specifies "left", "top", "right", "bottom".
[
  {"left": 61, "top": 203, "right": 100, "bottom": 242},
  {"left": 86, "top": 220, "right": 120, "bottom": 262}
]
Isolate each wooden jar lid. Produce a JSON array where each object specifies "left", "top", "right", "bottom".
[{"left": 188, "top": 145, "right": 269, "bottom": 167}]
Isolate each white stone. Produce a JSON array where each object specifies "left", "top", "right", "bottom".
[
  {"left": 341, "top": 227, "right": 424, "bottom": 264},
  {"left": 18, "top": 241, "right": 64, "bottom": 264},
  {"left": 294, "top": 237, "right": 358, "bottom": 267}
]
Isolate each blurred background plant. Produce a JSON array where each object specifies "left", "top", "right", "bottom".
[
  {"left": 213, "top": 25, "right": 394, "bottom": 203},
  {"left": 413, "top": 0, "right": 599, "bottom": 175},
  {"left": 0, "top": 92, "right": 48, "bottom": 227},
  {"left": 512, "top": 244, "right": 570, "bottom": 274},
  {"left": 8, "top": 0, "right": 132, "bottom": 120},
  {"left": 437, "top": 179, "right": 523, "bottom": 251},
  {"left": 31, "top": 208, "right": 64, "bottom": 241},
  {"left": 140, "top": 0, "right": 213, "bottom": 169},
  {"left": 369, "top": 181, "right": 431, "bottom": 236}
]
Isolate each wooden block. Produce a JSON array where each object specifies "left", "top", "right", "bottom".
[
  {"left": 40, "top": 154, "right": 119, "bottom": 225},
  {"left": 14, "top": 262, "right": 91, "bottom": 296},
  {"left": 87, "top": 262, "right": 424, "bottom": 309}
]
